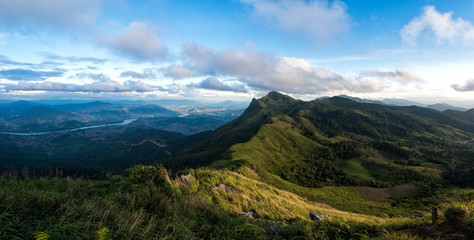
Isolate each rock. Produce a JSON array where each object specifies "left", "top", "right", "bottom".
[
  {"left": 179, "top": 173, "right": 193, "bottom": 184},
  {"left": 241, "top": 211, "right": 256, "bottom": 219},
  {"left": 309, "top": 211, "right": 327, "bottom": 221},
  {"left": 211, "top": 184, "right": 234, "bottom": 192},
  {"left": 269, "top": 224, "right": 282, "bottom": 233}
]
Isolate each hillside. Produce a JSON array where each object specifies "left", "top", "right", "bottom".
[
  {"left": 1, "top": 165, "right": 472, "bottom": 239},
  {"left": 0, "top": 101, "right": 87, "bottom": 132},
  {"left": 0, "top": 126, "right": 184, "bottom": 170},
  {"left": 166, "top": 92, "right": 474, "bottom": 190},
  {"left": 0, "top": 101, "right": 181, "bottom": 133}
]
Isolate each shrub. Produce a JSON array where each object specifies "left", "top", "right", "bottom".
[
  {"left": 125, "top": 164, "right": 172, "bottom": 201},
  {"left": 444, "top": 206, "right": 467, "bottom": 227}
]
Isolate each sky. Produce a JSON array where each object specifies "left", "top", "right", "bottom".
[{"left": 0, "top": 0, "right": 473, "bottom": 107}]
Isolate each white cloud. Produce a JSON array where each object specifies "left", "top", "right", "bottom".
[
  {"left": 163, "top": 65, "right": 192, "bottom": 79},
  {"left": 359, "top": 69, "right": 423, "bottom": 84},
  {"left": 451, "top": 79, "right": 474, "bottom": 91},
  {"left": 189, "top": 77, "right": 247, "bottom": 93},
  {"left": 4, "top": 79, "right": 154, "bottom": 92},
  {"left": 182, "top": 42, "right": 383, "bottom": 94},
  {"left": 181, "top": 42, "right": 214, "bottom": 67},
  {"left": 100, "top": 22, "right": 168, "bottom": 60},
  {"left": 401, "top": 6, "right": 474, "bottom": 46},
  {"left": 241, "top": 0, "right": 350, "bottom": 42},
  {"left": 120, "top": 69, "right": 157, "bottom": 79},
  {"left": 72, "top": 72, "right": 111, "bottom": 82}
]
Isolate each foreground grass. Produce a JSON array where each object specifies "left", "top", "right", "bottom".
[{"left": 0, "top": 166, "right": 472, "bottom": 239}]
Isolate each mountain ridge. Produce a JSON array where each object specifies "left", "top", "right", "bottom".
[{"left": 164, "top": 91, "right": 474, "bottom": 190}]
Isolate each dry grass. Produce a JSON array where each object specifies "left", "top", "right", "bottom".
[{"left": 173, "top": 167, "right": 412, "bottom": 226}]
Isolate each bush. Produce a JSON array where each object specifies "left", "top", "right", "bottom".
[
  {"left": 125, "top": 164, "right": 172, "bottom": 201},
  {"left": 444, "top": 206, "right": 467, "bottom": 227}
]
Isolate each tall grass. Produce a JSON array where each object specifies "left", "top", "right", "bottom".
[{"left": 1, "top": 167, "right": 472, "bottom": 239}]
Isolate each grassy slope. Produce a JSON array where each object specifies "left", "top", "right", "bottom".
[
  {"left": 209, "top": 121, "right": 445, "bottom": 216},
  {"left": 337, "top": 158, "right": 374, "bottom": 181},
  {"left": 1, "top": 168, "right": 472, "bottom": 239}
]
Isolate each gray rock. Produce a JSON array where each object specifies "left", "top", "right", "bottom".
[
  {"left": 179, "top": 173, "right": 193, "bottom": 184},
  {"left": 269, "top": 224, "right": 282, "bottom": 233},
  {"left": 241, "top": 211, "right": 256, "bottom": 219},
  {"left": 252, "top": 165, "right": 257, "bottom": 172},
  {"left": 211, "top": 184, "right": 234, "bottom": 191},
  {"left": 309, "top": 211, "right": 327, "bottom": 221}
]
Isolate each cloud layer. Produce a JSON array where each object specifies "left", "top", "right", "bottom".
[
  {"left": 401, "top": 6, "right": 474, "bottom": 45},
  {"left": 451, "top": 79, "right": 474, "bottom": 91},
  {"left": 4, "top": 80, "right": 153, "bottom": 92},
  {"left": 189, "top": 77, "right": 247, "bottom": 92},
  {"left": 121, "top": 69, "right": 157, "bottom": 79},
  {"left": 181, "top": 42, "right": 383, "bottom": 94},
  {"left": 163, "top": 65, "right": 192, "bottom": 79},
  {"left": 359, "top": 69, "right": 423, "bottom": 84},
  {"left": 100, "top": 22, "right": 168, "bottom": 60},
  {"left": 242, "top": 0, "right": 350, "bottom": 43}
]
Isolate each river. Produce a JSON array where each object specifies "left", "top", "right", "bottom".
[{"left": 0, "top": 119, "right": 137, "bottom": 136}]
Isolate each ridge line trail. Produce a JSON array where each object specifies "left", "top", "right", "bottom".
[{"left": 114, "top": 139, "right": 173, "bottom": 156}]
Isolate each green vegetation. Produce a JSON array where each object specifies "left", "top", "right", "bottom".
[
  {"left": 338, "top": 158, "right": 374, "bottom": 181},
  {"left": 1, "top": 166, "right": 472, "bottom": 239}
]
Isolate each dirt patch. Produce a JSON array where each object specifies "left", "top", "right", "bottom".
[
  {"left": 354, "top": 186, "right": 390, "bottom": 201},
  {"left": 355, "top": 183, "right": 422, "bottom": 201},
  {"left": 272, "top": 119, "right": 294, "bottom": 129},
  {"left": 385, "top": 184, "right": 422, "bottom": 198}
]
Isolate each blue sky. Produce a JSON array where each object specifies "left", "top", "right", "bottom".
[{"left": 0, "top": 0, "right": 473, "bottom": 107}]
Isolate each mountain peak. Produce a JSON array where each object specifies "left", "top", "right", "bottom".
[{"left": 262, "top": 91, "right": 296, "bottom": 103}]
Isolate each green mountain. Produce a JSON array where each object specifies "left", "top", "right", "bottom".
[
  {"left": 0, "top": 101, "right": 181, "bottom": 132},
  {"left": 165, "top": 91, "right": 474, "bottom": 189},
  {"left": 50, "top": 102, "right": 180, "bottom": 122},
  {"left": 0, "top": 101, "right": 87, "bottom": 132},
  {"left": 0, "top": 126, "right": 184, "bottom": 170},
  {"left": 133, "top": 116, "right": 228, "bottom": 135},
  {"left": 426, "top": 103, "right": 468, "bottom": 112}
]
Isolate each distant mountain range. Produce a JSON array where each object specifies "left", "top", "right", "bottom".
[
  {"left": 425, "top": 103, "right": 468, "bottom": 112},
  {"left": 0, "top": 99, "right": 245, "bottom": 170},
  {"left": 0, "top": 99, "right": 251, "bottom": 133},
  {"left": 317, "top": 95, "right": 471, "bottom": 111},
  {"left": 0, "top": 100, "right": 179, "bottom": 132}
]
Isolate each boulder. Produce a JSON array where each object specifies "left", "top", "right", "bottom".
[
  {"left": 269, "top": 224, "right": 282, "bottom": 233},
  {"left": 241, "top": 211, "right": 256, "bottom": 219},
  {"left": 179, "top": 173, "right": 193, "bottom": 184},
  {"left": 309, "top": 211, "right": 327, "bottom": 221},
  {"left": 211, "top": 184, "right": 234, "bottom": 191}
]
